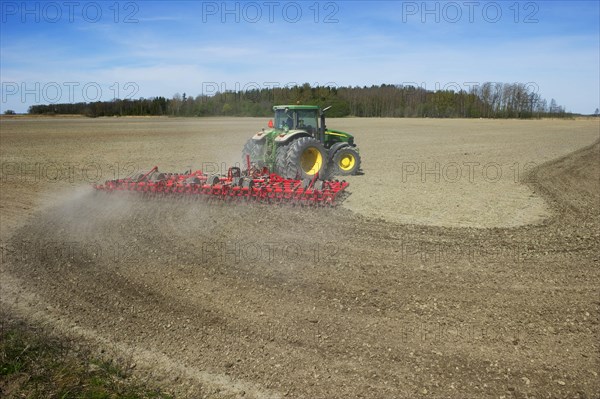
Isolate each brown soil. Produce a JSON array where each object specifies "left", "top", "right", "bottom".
[{"left": 1, "top": 117, "right": 599, "bottom": 398}]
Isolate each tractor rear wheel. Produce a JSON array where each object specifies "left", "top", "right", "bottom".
[
  {"left": 241, "top": 139, "right": 265, "bottom": 170},
  {"left": 331, "top": 146, "right": 361, "bottom": 176},
  {"left": 275, "top": 143, "right": 290, "bottom": 176},
  {"left": 281, "top": 137, "right": 328, "bottom": 179}
]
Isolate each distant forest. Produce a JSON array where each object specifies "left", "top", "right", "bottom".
[{"left": 28, "top": 82, "right": 571, "bottom": 119}]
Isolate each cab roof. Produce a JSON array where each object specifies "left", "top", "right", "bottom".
[{"left": 273, "top": 105, "right": 320, "bottom": 111}]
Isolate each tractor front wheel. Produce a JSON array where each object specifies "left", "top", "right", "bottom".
[{"left": 331, "top": 146, "right": 361, "bottom": 176}]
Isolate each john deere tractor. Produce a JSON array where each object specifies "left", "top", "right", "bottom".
[{"left": 242, "top": 105, "right": 361, "bottom": 179}]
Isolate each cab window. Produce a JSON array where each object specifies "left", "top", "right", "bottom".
[{"left": 296, "top": 110, "right": 318, "bottom": 133}]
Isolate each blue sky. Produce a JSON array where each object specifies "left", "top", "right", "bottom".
[{"left": 1, "top": 0, "right": 599, "bottom": 114}]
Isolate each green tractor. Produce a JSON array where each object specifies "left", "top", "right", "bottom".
[{"left": 242, "top": 105, "right": 361, "bottom": 179}]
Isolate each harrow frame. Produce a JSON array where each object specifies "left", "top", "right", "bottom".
[{"left": 93, "top": 166, "right": 349, "bottom": 206}]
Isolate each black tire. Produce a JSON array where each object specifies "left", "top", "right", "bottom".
[
  {"left": 207, "top": 175, "right": 220, "bottom": 186},
  {"left": 241, "top": 178, "right": 253, "bottom": 189},
  {"left": 281, "top": 137, "right": 328, "bottom": 179},
  {"left": 241, "top": 139, "right": 265, "bottom": 170},
  {"left": 274, "top": 143, "right": 290, "bottom": 176},
  {"left": 186, "top": 176, "right": 201, "bottom": 184},
  {"left": 331, "top": 146, "right": 361, "bottom": 176}
]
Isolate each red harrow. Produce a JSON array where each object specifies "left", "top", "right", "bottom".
[{"left": 93, "top": 165, "right": 349, "bottom": 206}]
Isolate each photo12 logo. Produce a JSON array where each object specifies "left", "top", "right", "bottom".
[
  {"left": 1, "top": 161, "right": 139, "bottom": 185},
  {"left": 201, "top": 241, "right": 340, "bottom": 265},
  {"left": 400, "top": 1, "right": 540, "bottom": 24},
  {"left": 1, "top": 240, "right": 137, "bottom": 266},
  {"left": 200, "top": 81, "right": 339, "bottom": 100},
  {"left": 200, "top": 1, "right": 340, "bottom": 23},
  {"left": 1, "top": 81, "right": 139, "bottom": 105},
  {"left": 399, "top": 321, "right": 526, "bottom": 344},
  {"left": 1, "top": 1, "right": 140, "bottom": 24},
  {"left": 399, "top": 161, "right": 538, "bottom": 184}
]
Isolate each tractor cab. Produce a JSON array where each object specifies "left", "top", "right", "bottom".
[{"left": 273, "top": 106, "right": 319, "bottom": 136}]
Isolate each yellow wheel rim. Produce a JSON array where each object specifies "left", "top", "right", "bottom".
[
  {"left": 300, "top": 147, "right": 323, "bottom": 175},
  {"left": 338, "top": 153, "right": 356, "bottom": 171}
]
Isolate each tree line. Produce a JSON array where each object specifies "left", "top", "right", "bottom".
[{"left": 28, "top": 82, "right": 571, "bottom": 119}]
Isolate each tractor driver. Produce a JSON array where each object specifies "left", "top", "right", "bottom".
[{"left": 285, "top": 114, "right": 294, "bottom": 130}]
